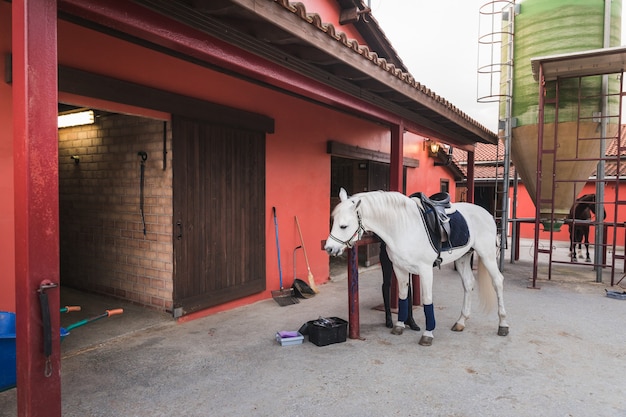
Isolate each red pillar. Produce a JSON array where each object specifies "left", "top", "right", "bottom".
[
  {"left": 389, "top": 123, "right": 404, "bottom": 309},
  {"left": 466, "top": 150, "right": 475, "bottom": 204},
  {"left": 390, "top": 122, "right": 404, "bottom": 192},
  {"left": 13, "top": 1, "right": 61, "bottom": 416},
  {"left": 389, "top": 123, "right": 420, "bottom": 306}
]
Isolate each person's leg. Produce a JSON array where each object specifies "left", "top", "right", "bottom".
[
  {"left": 405, "top": 278, "right": 420, "bottom": 331},
  {"left": 380, "top": 242, "right": 393, "bottom": 328}
]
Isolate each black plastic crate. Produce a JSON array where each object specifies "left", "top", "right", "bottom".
[{"left": 306, "top": 317, "right": 348, "bottom": 346}]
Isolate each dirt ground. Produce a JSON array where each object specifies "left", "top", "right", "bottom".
[{"left": 1, "top": 239, "right": 626, "bottom": 416}]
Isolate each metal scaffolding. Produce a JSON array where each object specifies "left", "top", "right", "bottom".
[{"left": 530, "top": 48, "right": 626, "bottom": 288}]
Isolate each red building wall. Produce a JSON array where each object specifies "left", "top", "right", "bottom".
[
  {"left": 0, "top": 6, "right": 15, "bottom": 310},
  {"left": 0, "top": 3, "right": 457, "bottom": 314}
]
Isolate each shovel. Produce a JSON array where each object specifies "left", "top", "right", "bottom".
[{"left": 292, "top": 246, "right": 315, "bottom": 299}]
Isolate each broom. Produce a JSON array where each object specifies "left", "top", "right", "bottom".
[{"left": 295, "top": 215, "right": 319, "bottom": 293}]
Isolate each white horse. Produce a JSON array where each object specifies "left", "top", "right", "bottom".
[{"left": 324, "top": 188, "right": 509, "bottom": 346}]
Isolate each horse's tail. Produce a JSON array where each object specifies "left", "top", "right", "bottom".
[{"left": 477, "top": 256, "right": 497, "bottom": 312}]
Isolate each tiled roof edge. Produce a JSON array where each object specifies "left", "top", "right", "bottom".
[{"left": 277, "top": 0, "right": 494, "bottom": 136}]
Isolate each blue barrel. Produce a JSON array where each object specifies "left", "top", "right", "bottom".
[{"left": 0, "top": 312, "right": 16, "bottom": 392}]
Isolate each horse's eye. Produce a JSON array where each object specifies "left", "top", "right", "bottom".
[{"left": 340, "top": 225, "right": 347, "bottom": 230}]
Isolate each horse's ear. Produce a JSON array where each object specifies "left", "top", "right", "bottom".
[{"left": 339, "top": 187, "right": 348, "bottom": 201}]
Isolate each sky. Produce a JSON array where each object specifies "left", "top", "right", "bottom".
[{"left": 369, "top": 0, "right": 626, "bottom": 133}]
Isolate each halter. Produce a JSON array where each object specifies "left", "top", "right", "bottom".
[{"left": 328, "top": 210, "right": 365, "bottom": 248}]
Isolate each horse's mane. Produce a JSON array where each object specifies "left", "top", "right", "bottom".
[{"left": 352, "top": 191, "right": 416, "bottom": 229}]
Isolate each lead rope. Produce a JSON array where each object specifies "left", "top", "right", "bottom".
[
  {"left": 138, "top": 152, "right": 148, "bottom": 236},
  {"left": 38, "top": 281, "right": 58, "bottom": 377}
]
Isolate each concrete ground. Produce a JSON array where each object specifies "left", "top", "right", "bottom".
[{"left": 1, "top": 239, "right": 626, "bottom": 417}]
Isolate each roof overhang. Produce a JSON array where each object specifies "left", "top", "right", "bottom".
[
  {"left": 128, "top": 0, "right": 497, "bottom": 146},
  {"left": 531, "top": 45, "right": 626, "bottom": 81}
]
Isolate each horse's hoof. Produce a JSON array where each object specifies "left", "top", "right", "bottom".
[
  {"left": 571, "top": 257, "right": 578, "bottom": 263},
  {"left": 404, "top": 318, "right": 421, "bottom": 331},
  {"left": 418, "top": 335, "right": 433, "bottom": 346},
  {"left": 498, "top": 326, "right": 509, "bottom": 336},
  {"left": 391, "top": 326, "right": 404, "bottom": 335},
  {"left": 451, "top": 323, "right": 465, "bottom": 332},
  {"left": 586, "top": 257, "right": 591, "bottom": 263}
]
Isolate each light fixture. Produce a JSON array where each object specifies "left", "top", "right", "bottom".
[
  {"left": 58, "top": 109, "right": 95, "bottom": 128},
  {"left": 424, "top": 138, "right": 441, "bottom": 157},
  {"left": 429, "top": 141, "right": 440, "bottom": 156}
]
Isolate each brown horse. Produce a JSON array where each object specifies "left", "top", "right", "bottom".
[{"left": 568, "top": 194, "right": 605, "bottom": 263}]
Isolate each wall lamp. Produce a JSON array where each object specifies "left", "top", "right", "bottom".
[
  {"left": 424, "top": 138, "right": 441, "bottom": 157},
  {"left": 58, "top": 109, "right": 95, "bottom": 128}
]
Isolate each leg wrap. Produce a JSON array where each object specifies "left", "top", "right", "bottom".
[
  {"left": 424, "top": 303, "right": 436, "bottom": 331},
  {"left": 406, "top": 283, "right": 414, "bottom": 318},
  {"left": 398, "top": 298, "right": 409, "bottom": 322}
]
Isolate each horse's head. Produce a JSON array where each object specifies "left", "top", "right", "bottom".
[
  {"left": 571, "top": 194, "right": 606, "bottom": 220},
  {"left": 324, "top": 188, "right": 364, "bottom": 256}
]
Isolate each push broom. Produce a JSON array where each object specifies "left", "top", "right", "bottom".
[{"left": 295, "top": 215, "right": 319, "bottom": 293}]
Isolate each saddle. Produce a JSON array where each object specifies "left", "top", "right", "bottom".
[{"left": 409, "top": 192, "right": 455, "bottom": 267}]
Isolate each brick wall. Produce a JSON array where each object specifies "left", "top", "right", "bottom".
[{"left": 59, "top": 113, "right": 173, "bottom": 312}]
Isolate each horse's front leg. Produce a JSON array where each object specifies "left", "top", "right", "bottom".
[
  {"left": 451, "top": 252, "right": 474, "bottom": 332},
  {"left": 390, "top": 265, "right": 409, "bottom": 335},
  {"left": 418, "top": 268, "right": 435, "bottom": 346},
  {"left": 584, "top": 230, "right": 591, "bottom": 262}
]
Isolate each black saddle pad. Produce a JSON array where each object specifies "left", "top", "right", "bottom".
[{"left": 441, "top": 211, "right": 470, "bottom": 250}]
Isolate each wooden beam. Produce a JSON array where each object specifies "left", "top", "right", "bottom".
[{"left": 327, "top": 140, "right": 419, "bottom": 168}]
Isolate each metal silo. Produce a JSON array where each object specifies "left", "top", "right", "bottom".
[{"left": 506, "top": 0, "right": 622, "bottom": 228}]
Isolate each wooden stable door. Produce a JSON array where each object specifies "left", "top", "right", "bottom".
[{"left": 172, "top": 116, "right": 266, "bottom": 316}]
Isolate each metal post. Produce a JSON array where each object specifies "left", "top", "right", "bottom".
[
  {"left": 531, "top": 65, "right": 546, "bottom": 289},
  {"left": 595, "top": 0, "right": 612, "bottom": 282},
  {"left": 510, "top": 168, "right": 519, "bottom": 263},
  {"left": 499, "top": 1, "right": 515, "bottom": 271},
  {"left": 347, "top": 245, "right": 360, "bottom": 339}
]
